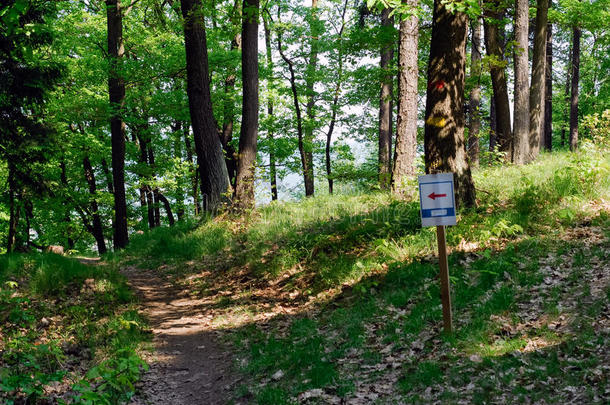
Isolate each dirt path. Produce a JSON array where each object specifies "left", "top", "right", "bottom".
[{"left": 123, "top": 267, "right": 240, "bottom": 405}]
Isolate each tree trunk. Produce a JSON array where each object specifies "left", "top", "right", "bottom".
[
  {"left": 468, "top": 18, "right": 482, "bottom": 167},
  {"left": 263, "top": 14, "right": 278, "bottom": 201},
  {"left": 326, "top": 0, "right": 348, "bottom": 195},
  {"left": 184, "top": 127, "right": 201, "bottom": 214},
  {"left": 543, "top": 22, "right": 553, "bottom": 151},
  {"left": 424, "top": 0, "right": 476, "bottom": 208},
  {"left": 181, "top": 0, "right": 231, "bottom": 212},
  {"left": 156, "top": 193, "right": 176, "bottom": 226},
  {"left": 277, "top": 9, "right": 310, "bottom": 197},
  {"left": 83, "top": 156, "right": 107, "bottom": 255},
  {"left": 100, "top": 158, "right": 114, "bottom": 195},
  {"left": 512, "top": 0, "right": 530, "bottom": 164},
  {"left": 301, "top": 0, "right": 319, "bottom": 197},
  {"left": 392, "top": 0, "right": 418, "bottom": 195},
  {"left": 234, "top": 0, "right": 259, "bottom": 211},
  {"left": 378, "top": 8, "right": 394, "bottom": 189},
  {"left": 483, "top": 4, "right": 512, "bottom": 157},
  {"left": 60, "top": 160, "right": 75, "bottom": 249},
  {"left": 7, "top": 164, "right": 20, "bottom": 253},
  {"left": 107, "top": 0, "right": 129, "bottom": 249},
  {"left": 173, "top": 122, "right": 186, "bottom": 220},
  {"left": 528, "top": 0, "right": 549, "bottom": 161},
  {"left": 561, "top": 44, "right": 572, "bottom": 148},
  {"left": 489, "top": 96, "right": 497, "bottom": 151},
  {"left": 569, "top": 25, "right": 580, "bottom": 151},
  {"left": 221, "top": 33, "right": 241, "bottom": 187}
]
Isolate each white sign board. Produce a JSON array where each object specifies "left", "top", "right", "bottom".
[{"left": 418, "top": 173, "right": 457, "bottom": 227}]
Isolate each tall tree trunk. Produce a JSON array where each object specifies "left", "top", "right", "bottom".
[
  {"left": 173, "top": 122, "right": 186, "bottom": 220},
  {"left": 543, "top": 22, "right": 553, "bottom": 151},
  {"left": 234, "top": 0, "right": 259, "bottom": 211},
  {"left": 378, "top": 8, "right": 394, "bottom": 189},
  {"left": 147, "top": 145, "right": 162, "bottom": 227},
  {"left": 156, "top": 193, "right": 175, "bottom": 226},
  {"left": 184, "top": 127, "right": 201, "bottom": 214},
  {"left": 392, "top": 0, "right": 418, "bottom": 195},
  {"left": 100, "top": 158, "right": 114, "bottom": 195},
  {"left": 528, "top": 0, "right": 549, "bottom": 161},
  {"left": 107, "top": 0, "right": 129, "bottom": 249},
  {"left": 489, "top": 96, "right": 497, "bottom": 151},
  {"left": 60, "top": 160, "right": 75, "bottom": 249},
  {"left": 7, "top": 164, "right": 20, "bottom": 253},
  {"left": 512, "top": 0, "right": 530, "bottom": 163},
  {"left": 424, "top": 0, "right": 476, "bottom": 207},
  {"left": 221, "top": 33, "right": 241, "bottom": 187},
  {"left": 569, "top": 25, "right": 581, "bottom": 151},
  {"left": 181, "top": 0, "right": 231, "bottom": 212},
  {"left": 83, "top": 156, "right": 107, "bottom": 255},
  {"left": 133, "top": 131, "right": 155, "bottom": 229},
  {"left": 468, "top": 18, "right": 482, "bottom": 167},
  {"left": 277, "top": 9, "right": 309, "bottom": 197},
  {"left": 326, "top": 0, "right": 349, "bottom": 194},
  {"left": 300, "top": 0, "right": 319, "bottom": 197},
  {"left": 483, "top": 3, "right": 512, "bottom": 157},
  {"left": 561, "top": 44, "right": 572, "bottom": 148},
  {"left": 263, "top": 14, "right": 278, "bottom": 201}
]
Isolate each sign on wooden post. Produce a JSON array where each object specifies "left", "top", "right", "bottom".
[{"left": 418, "top": 173, "right": 456, "bottom": 333}]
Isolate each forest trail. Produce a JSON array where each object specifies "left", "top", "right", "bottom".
[{"left": 123, "top": 267, "right": 240, "bottom": 405}]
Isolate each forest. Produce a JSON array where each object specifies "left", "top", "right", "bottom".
[{"left": 0, "top": 0, "right": 609, "bottom": 403}]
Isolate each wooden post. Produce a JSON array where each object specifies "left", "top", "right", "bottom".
[{"left": 436, "top": 225, "right": 453, "bottom": 333}]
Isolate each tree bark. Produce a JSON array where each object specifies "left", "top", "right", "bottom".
[
  {"left": 83, "top": 156, "right": 107, "bottom": 255},
  {"left": 181, "top": 0, "right": 231, "bottom": 212},
  {"left": 233, "top": 0, "right": 259, "bottom": 211},
  {"left": 483, "top": 3, "right": 512, "bottom": 157},
  {"left": 489, "top": 96, "right": 497, "bottom": 151},
  {"left": 7, "top": 164, "right": 20, "bottom": 253},
  {"left": 543, "top": 22, "right": 553, "bottom": 151},
  {"left": 221, "top": 33, "right": 241, "bottom": 187},
  {"left": 392, "top": 0, "right": 418, "bottom": 196},
  {"left": 424, "top": 0, "right": 476, "bottom": 208},
  {"left": 301, "top": 0, "right": 319, "bottom": 197},
  {"left": 60, "top": 160, "right": 75, "bottom": 249},
  {"left": 561, "top": 44, "right": 572, "bottom": 148},
  {"left": 378, "top": 8, "right": 394, "bottom": 189},
  {"left": 184, "top": 127, "right": 201, "bottom": 214},
  {"left": 263, "top": 14, "right": 278, "bottom": 201},
  {"left": 569, "top": 25, "right": 580, "bottom": 151},
  {"left": 512, "top": 0, "right": 530, "bottom": 163},
  {"left": 468, "top": 18, "right": 482, "bottom": 167},
  {"left": 326, "top": 0, "right": 348, "bottom": 194},
  {"left": 277, "top": 9, "right": 310, "bottom": 197},
  {"left": 107, "top": 0, "right": 129, "bottom": 249},
  {"left": 156, "top": 193, "right": 175, "bottom": 226},
  {"left": 528, "top": 0, "right": 549, "bottom": 161}
]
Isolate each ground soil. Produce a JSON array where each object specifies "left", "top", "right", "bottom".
[{"left": 123, "top": 267, "right": 241, "bottom": 405}]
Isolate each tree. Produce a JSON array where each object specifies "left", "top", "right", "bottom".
[
  {"left": 0, "top": 0, "right": 61, "bottom": 252},
  {"left": 543, "top": 22, "right": 553, "bottom": 151},
  {"left": 181, "top": 0, "right": 231, "bottom": 212},
  {"left": 528, "top": 0, "right": 549, "bottom": 160},
  {"left": 378, "top": 8, "right": 394, "bottom": 189},
  {"left": 512, "top": 0, "right": 530, "bottom": 163},
  {"left": 468, "top": 17, "right": 482, "bottom": 166},
  {"left": 263, "top": 12, "right": 278, "bottom": 201},
  {"left": 392, "top": 0, "right": 419, "bottom": 195},
  {"left": 569, "top": 24, "right": 581, "bottom": 150},
  {"left": 423, "top": 0, "right": 476, "bottom": 207},
  {"left": 483, "top": 0, "right": 512, "bottom": 157},
  {"left": 234, "top": 0, "right": 260, "bottom": 210},
  {"left": 106, "top": 0, "right": 129, "bottom": 249}
]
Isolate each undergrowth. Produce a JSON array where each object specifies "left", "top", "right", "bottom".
[{"left": 0, "top": 254, "right": 149, "bottom": 404}]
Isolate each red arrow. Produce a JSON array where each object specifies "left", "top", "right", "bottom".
[{"left": 428, "top": 192, "right": 447, "bottom": 200}]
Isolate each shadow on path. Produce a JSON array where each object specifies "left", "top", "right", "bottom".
[{"left": 124, "top": 267, "right": 241, "bottom": 405}]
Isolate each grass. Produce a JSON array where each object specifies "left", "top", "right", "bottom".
[
  {"left": 92, "top": 146, "right": 610, "bottom": 403},
  {"left": 0, "top": 254, "right": 149, "bottom": 404}
]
